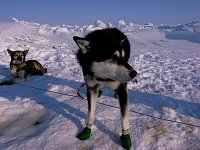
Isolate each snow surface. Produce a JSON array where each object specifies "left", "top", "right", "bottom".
[{"left": 0, "top": 19, "right": 200, "bottom": 150}]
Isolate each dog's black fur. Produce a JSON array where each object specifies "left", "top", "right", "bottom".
[{"left": 73, "top": 28, "right": 137, "bottom": 149}]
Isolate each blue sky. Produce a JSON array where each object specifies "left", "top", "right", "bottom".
[{"left": 0, "top": 0, "right": 200, "bottom": 25}]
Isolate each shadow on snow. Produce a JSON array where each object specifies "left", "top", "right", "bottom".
[
  {"left": 0, "top": 72, "right": 121, "bottom": 147},
  {"left": 0, "top": 68, "right": 200, "bottom": 147}
]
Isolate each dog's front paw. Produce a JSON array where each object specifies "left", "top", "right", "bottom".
[
  {"left": 77, "top": 127, "right": 91, "bottom": 140},
  {"left": 120, "top": 134, "right": 132, "bottom": 150}
]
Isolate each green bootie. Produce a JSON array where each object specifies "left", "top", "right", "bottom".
[
  {"left": 120, "top": 134, "right": 132, "bottom": 150},
  {"left": 77, "top": 127, "right": 91, "bottom": 140}
]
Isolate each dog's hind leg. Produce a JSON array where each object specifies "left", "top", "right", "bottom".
[
  {"left": 77, "top": 84, "right": 99, "bottom": 140},
  {"left": 115, "top": 83, "right": 132, "bottom": 149}
]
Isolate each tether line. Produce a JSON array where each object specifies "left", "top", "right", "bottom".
[{"left": 15, "top": 83, "right": 200, "bottom": 129}]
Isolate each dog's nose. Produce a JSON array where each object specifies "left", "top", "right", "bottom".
[
  {"left": 129, "top": 69, "right": 137, "bottom": 79},
  {"left": 19, "top": 57, "right": 23, "bottom": 61}
]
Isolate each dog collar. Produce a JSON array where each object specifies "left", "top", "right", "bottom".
[{"left": 84, "top": 74, "right": 92, "bottom": 82}]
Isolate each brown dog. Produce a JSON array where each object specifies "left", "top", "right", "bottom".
[{"left": 7, "top": 49, "right": 47, "bottom": 80}]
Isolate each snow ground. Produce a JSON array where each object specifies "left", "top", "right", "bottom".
[{"left": 0, "top": 19, "right": 200, "bottom": 150}]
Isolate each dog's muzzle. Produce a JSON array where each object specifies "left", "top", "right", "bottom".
[{"left": 124, "top": 63, "right": 137, "bottom": 80}]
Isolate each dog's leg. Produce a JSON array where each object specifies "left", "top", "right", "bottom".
[
  {"left": 77, "top": 84, "right": 99, "bottom": 140},
  {"left": 87, "top": 85, "right": 99, "bottom": 127},
  {"left": 116, "top": 83, "right": 129, "bottom": 134},
  {"left": 115, "top": 83, "right": 132, "bottom": 149},
  {"left": 17, "top": 70, "right": 26, "bottom": 80}
]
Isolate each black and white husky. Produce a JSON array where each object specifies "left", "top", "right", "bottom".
[{"left": 73, "top": 28, "right": 137, "bottom": 149}]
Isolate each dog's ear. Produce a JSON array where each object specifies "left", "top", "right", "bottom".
[
  {"left": 7, "top": 49, "right": 13, "bottom": 56},
  {"left": 23, "top": 50, "right": 29, "bottom": 56},
  {"left": 73, "top": 36, "right": 91, "bottom": 54}
]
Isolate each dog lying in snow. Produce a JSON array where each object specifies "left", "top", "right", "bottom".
[
  {"left": 7, "top": 49, "right": 47, "bottom": 81},
  {"left": 73, "top": 28, "right": 137, "bottom": 149}
]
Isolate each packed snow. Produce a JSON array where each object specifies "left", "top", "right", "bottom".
[{"left": 0, "top": 18, "right": 200, "bottom": 150}]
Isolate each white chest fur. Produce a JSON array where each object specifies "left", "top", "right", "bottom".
[
  {"left": 10, "top": 65, "right": 26, "bottom": 79},
  {"left": 10, "top": 65, "right": 18, "bottom": 77}
]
